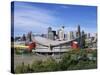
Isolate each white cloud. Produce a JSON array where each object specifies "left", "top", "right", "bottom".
[
  {"left": 13, "top": 2, "right": 97, "bottom": 36},
  {"left": 60, "top": 5, "right": 70, "bottom": 9},
  {"left": 14, "top": 3, "right": 61, "bottom": 35}
]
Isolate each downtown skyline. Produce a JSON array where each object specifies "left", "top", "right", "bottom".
[{"left": 11, "top": 1, "right": 97, "bottom": 36}]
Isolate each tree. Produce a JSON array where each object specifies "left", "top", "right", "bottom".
[
  {"left": 15, "top": 50, "right": 97, "bottom": 73},
  {"left": 59, "top": 53, "right": 72, "bottom": 70},
  {"left": 42, "top": 57, "right": 59, "bottom": 71},
  {"left": 31, "top": 60, "right": 43, "bottom": 72}
]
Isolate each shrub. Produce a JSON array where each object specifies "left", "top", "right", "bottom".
[{"left": 15, "top": 50, "right": 97, "bottom": 73}]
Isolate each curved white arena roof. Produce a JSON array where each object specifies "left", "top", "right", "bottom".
[{"left": 33, "top": 36, "right": 75, "bottom": 47}]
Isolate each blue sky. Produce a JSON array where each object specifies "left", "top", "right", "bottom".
[{"left": 11, "top": 1, "right": 97, "bottom": 36}]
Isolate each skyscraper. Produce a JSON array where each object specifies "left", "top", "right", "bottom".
[
  {"left": 48, "top": 27, "right": 55, "bottom": 40},
  {"left": 22, "top": 34, "right": 26, "bottom": 41},
  {"left": 67, "top": 32, "right": 70, "bottom": 41},
  {"left": 74, "top": 31, "right": 78, "bottom": 38},
  {"left": 26, "top": 31, "right": 32, "bottom": 42},
  {"left": 71, "top": 31, "right": 74, "bottom": 39},
  {"left": 77, "top": 25, "right": 81, "bottom": 37},
  {"left": 67, "top": 31, "right": 74, "bottom": 41},
  {"left": 48, "top": 27, "right": 52, "bottom": 33},
  {"left": 81, "top": 30, "right": 86, "bottom": 48},
  {"left": 87, "top": 33, "right": 91, "bottom": 39},
  {"left": 58, "top": 26, "right": 65, "bottom": 41},
  {"left": 77, "top": 25, "right": 81, "bottom": 48},
  {"left": 64, "top": 34, "right": 67, "bottom": 40},
  {"left": 52, "top": 30, "right": 57, "bottom": 40},
  {"left": 48, "top": 31, "right": 54, "bottom": 40}
]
